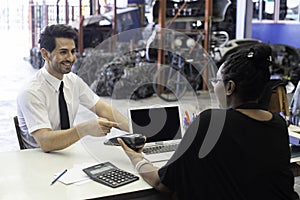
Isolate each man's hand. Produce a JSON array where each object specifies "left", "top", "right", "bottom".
[
  {"left": 96, "top": 117, "right": 119, "bottom": 135},
  {"left": 76, "top": 118, "right": 119, "bottom": 138}
]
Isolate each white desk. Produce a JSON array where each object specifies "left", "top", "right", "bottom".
[{"left": 0, "top": 136, "right": 167, "bottom": 200}]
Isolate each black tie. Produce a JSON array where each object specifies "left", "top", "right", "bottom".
[{"left": 59, "top": 81, "right": 70, "bottom": 129}]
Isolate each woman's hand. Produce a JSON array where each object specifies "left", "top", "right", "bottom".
[
  {"left": 117, "top": 138, "right": 144, "bottom": 165},
  {"left": 118, "top": 137, "right": 167, "bottom": 192}
]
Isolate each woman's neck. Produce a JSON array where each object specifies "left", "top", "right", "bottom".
[
  {"left": 232, "top": 101, "right": 260, "bottom": 109},
  {"left": 226, "top": 94, "right": 258, "bottom": 109},
  {"left": 235, "top": 108, "right": 273, "bottom": 121}
]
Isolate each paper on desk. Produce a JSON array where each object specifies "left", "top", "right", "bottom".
[{"left": 55, "top": 163, "right": 96, "bottom": 185}]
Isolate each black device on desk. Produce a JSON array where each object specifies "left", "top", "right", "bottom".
[
  {"left": 83, "top": 162, "right": 139, "bottom": 188},
  {"left": 104, "top": 134, "right": 146, "bottom": 152}
]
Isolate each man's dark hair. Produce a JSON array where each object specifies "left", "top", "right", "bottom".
[
  {"left": 221, "top": 43, "right": 272, "bottom": 101},
  {"left": 39, "top": 24, "right": 78, "bottom": 53}
]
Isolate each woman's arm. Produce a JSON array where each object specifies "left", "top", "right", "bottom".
[{"left": 117, "top": 138, "right": 170, "bottom": 192}]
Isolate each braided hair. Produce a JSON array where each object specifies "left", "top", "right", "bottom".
[{"left": 221, "top": 43, "right": 272, "bottom": 101}]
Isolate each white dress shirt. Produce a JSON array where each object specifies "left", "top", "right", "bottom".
[{"left": 17, "top": 67, "right": 99, "bottom": 148}]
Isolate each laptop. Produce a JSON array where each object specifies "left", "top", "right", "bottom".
[{"left": 128, "top": 104, "right": 184, "bottom": 162}]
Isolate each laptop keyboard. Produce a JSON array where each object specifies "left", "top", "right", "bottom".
[{"left": 143, "top": 143, "right": 179, "bottom": 155}]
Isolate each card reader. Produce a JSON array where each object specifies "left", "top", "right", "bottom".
[{"left": 104, "top": 134, "right": 146, "bottom": 151}]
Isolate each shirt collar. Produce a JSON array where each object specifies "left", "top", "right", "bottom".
[{"left": 41, "top": 67, "right": 63, "bottom": 92}]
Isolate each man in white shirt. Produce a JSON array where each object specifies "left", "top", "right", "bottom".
[{"left": 17, "top": 24, "right": 129, "bottom": 152}]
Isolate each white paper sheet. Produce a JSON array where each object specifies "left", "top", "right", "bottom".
[{"left": 54, "top": 163, "right": 97, "bottom": 185}]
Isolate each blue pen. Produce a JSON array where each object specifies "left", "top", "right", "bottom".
[{"left": 51, "top": 169, "right": 67, "bottom": 185}]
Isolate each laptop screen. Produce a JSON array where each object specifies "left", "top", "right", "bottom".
[{"left": 128, "top": 105, "right": 183, "bottom": 143}]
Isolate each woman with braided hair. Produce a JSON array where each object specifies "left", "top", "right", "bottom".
[{"left": 118, "top": 43, "right": 299, "bottom": 200}]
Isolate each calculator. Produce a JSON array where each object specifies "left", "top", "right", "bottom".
[{"left": 83, "top": 162, "right": 139, "bottom": 188}]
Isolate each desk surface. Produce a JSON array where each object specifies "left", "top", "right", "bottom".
[
  {"left": 5, "top": 126, "right": 299, "bottom": 199},
  {"left": 0, "top": 136, "right": 164, "bottom": 200}
]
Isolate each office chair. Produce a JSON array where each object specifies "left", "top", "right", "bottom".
[
  {"left": 268, "top": 83, "right": 289, "bottom": 116},
  {"left": 13, "top": 116, "right": 27, "bottom": 150},
  {"left": 259, "top": 79, "right": 289, "bottom": 116}
]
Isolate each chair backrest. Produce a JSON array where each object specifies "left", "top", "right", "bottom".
[
  {"left": 268, "top": 85, "right": 289, "bottom": 116},
  {"left": 13, "top": 116, "right": 27, "bottom": 150},
  {"left": 259, "top": 79, "right": 289, "bottom": 116}
]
